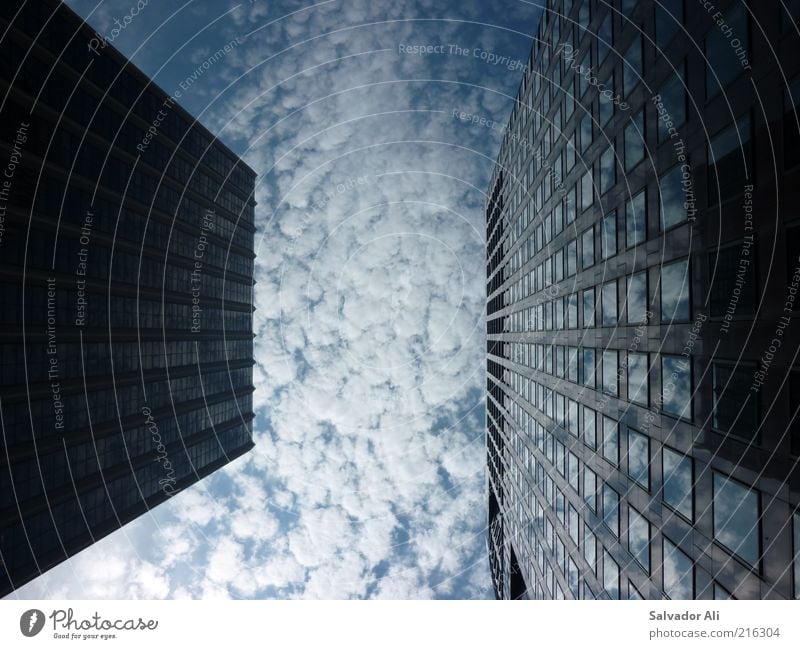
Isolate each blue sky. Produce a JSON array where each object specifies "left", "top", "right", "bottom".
[{"left": 12, "top": 0, "right": 543, "bottom": 599}]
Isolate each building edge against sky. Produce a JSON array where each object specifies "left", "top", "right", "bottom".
[
  {"left": 0, "top": 0, "right": 257, "bottom": 596},
  {"left": 486, "top": 0, "right": 800, "bottom": 600}
]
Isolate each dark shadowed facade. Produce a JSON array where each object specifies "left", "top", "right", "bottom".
[
  {"left": 0, "top": 0, "right": 256, "bottom": 595},
  {"left": 486, "top": 0, "right": 800, "bottom": 599}
]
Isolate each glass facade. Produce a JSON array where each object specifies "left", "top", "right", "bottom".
[
  {"left": 487, "top": 0, "right": 800, "bottom": 600},
  {"left": 0, "top": 0, "right": 256, "bottom": 596}
]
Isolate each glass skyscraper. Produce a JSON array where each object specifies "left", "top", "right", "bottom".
[
  {"left": 486, "top": 0, "right": 800, "bottom": 599},
  {"left": 0, "top": 0, "right": 256, "bottom": 595}
]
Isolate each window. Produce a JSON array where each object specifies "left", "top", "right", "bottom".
[
  {"left": 627, "top": 271, "right": 648, "bottom": 324},
  {"left": 599, "top": 71, "right": 615, "bottom": 126},
  {"left": 628, "top": 507, "right": 650, "bottom": 572},
  {"left": 602, "top": 485, "right": 620, "bottom": 537},
  {"left": 584, "top": 466, "right": 597, "bottom": 511},
  {"left": 600, "top": 146, "right": 616, "bottom": 194},
  {"left": 583, "top": 287, "right": 595, "bottom": 327},
  {"left": 582, "top": 227, "right": 595, "bottom": 268},
  {"left": 791, "top": 371, "right": 800, "bottom": 457},
  {"left": 568, "top": 557, "right": 579, "bottom": 597},
  {"left": 657, "top": 65, "right": 686, "bottom": 143},
  {"left": 582, "top": 405, "right": 596, "bottom": 449},
  {"left": 659, "top": 165, "right": 689, "bottom": 230},
  {"left": 705, "top": 2, "right": 748, "bottom": 98},
  {"left": 602, "top": 350, "right": 618, "bottom": 396},
  {"left": 582, "top": 348, "right": 596, "bottom": 388},
  {"left": 714, "top": 583, "right": 732, "bottom": 600},
  {"left": 663, "top": 538, "right": 694, "bottom": 599},
  {"left": 565, "top": 240, "right": 578, "bottom": 278},
  {"left": 794, "top": 512, "right": 799, "bottom": 599},
  {"left": 661, "top": 355, "right": 691, "bottom": 418},
  {"left": 660, "top": 258, "right": 690, "bottom": 321},
  {"left": 597, "top": 10, "right": 613, "bottom": 63},
  {"left": 627, "top": 428, "right": 649, "bottom": 489},
  {"left": 568, "top": 347, "right": 579, "bottom": 383},
  {"left": 567, "top": 399, "right": 578, "bottom": 430},
  {"left": 554, "top": 249, "right": 564, "bottom": 282},
  {"left": 581, "top": 112, "right": 593, "bottom": 152},
  {"left": 602, "top": 416, "right": 619, "bottom": 465},
  {"left": 713, "top": 473, "right": 760, "bottom": 566},
  {"left": 662, "top": 446, "right": 692, "bottom": 519},
  {"left": 568, "top": 452, "right": 579, "bottom": 491},
  {"left": 579, "top": 50, "right": 592, "bottom": 97},
  {"left": 712, "top": 362, "right": 758, "bottom": 440},
  {"left": 708, "top": 115, "right": 752, "bottom": 204},
  {"left": 655, "top": 0, "right": 684, "bottom": 48},
  {"left": 567, "top": 294, "right": 578, "bottom": 329},
  {"left": 565, "top": 186, "right": 577, "bottom": 223},
  {"left": 601, "top": 281, "right": 617, "bottom": 326},
  {"left": 625, "top": 188, "right": 646, "bottom": 247},
  {"left": 581, "top": 168, "right": 594, "bottom": 211},
  {"left": 623, "top": 35, "right": 642, "bottom": 97},
  {"left": 627, "top": 352, "right": 649, "bottom": 406},
  {"left": 784, "top": 77, "right": 800, "bottom": 169},
  {"left": 629, "top": 582, "right": 644, "bottom": 600},
  {"left": 601, "top": 211, "right": 617, "bottom": 259},
  {"left": 708, "top": 242, "right": 756, "bottom": 317},
  {"left": 584, "top": 524, "right": 597, "bottom": 573},
  {"left": 624, "top": 110, "right": 645, "bottom": 171},
  {"left": 604, "top": 550, "right": 619, "bottom": 599}
]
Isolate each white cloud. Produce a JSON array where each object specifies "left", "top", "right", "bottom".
[{"left": 12, "top": 0, "right": 543, "bottom": 601}]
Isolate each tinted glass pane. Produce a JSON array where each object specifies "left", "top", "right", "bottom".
[
  {"left": 581, "top": 112, "right": 592, "bottom": 152},
  {"left": 598, "top": 11, "right": 612, "bottom": 63},
  {"left": 708, "top": 115, "right": 752, "bottom": 203},
  {"left": 624, "top": 35, "right": 642, "bottom": 96},
  {"left": 603, "top": 484, "right": 619, "bottom": 535},
  {"left": 584, "top": 467, "right": 597, "bottom": 510},
  {"left": 713, "top": 473, "right": 760, "bottom": 566},
  {"left": 661, "top": 446, "right": 692, "bottom": 520},
  {"left": 627, "top": 271, "right": 648, "bottom": 324},
  {"left": 712, "top": 363, "right": 758, "bottom": 439},
  {"left": 604, "top": 550, "right": 619, "bottom": 599},
  {"left": 626, "top": 188, "right": 646, "bottom": 247},
  {"left": 583, "top": 348, "right": 596, "bottom": 387},
  {"left": 661, "top": 258, "right": 690, "bottom": 321},
  {"left": 627, "top": 427, "right": 649, "bottom": 487},
  {"left": 603, "top": 350, "right": 618, "bottom": 395},
  {"left": 582, "top": 227, "right": 595, "bottom": 268},
  {"left": 628, "top": 507, "right": 650, "bottom": 571},
  {"left": 655, "top": 0, "right": 684, "bottom": 48},
  {"left": 663, "top": 538, "right": 693, "bottom": 599},
  {"left": 599, "top": 71, "right": 615, "bottom": 126},
  {"left": 582, "top": 405, "right": 596, "bottom": 449},
  {"left": 602, "top": 281, "right": 617, "bottom": 326},
  {"left": 603, "top": 416, "right": 618, "bottom": 465},
  {"left": 657, "top": 69, "right": 686, "bottom": 143},
  {"left": 662, "top": 355, "right": 691, "bottom": 418},
  {"left": 784, "top": 77, "right": 800, "bottom": 169},
  {"left": 705, "top": 2, "right": 748, "bottom": 98},
  {"left": 600, "top": 146, "right": 616, "bottom": 194},
  {"left": 659, "top": 165, "right": 689, "bottom": 229},
  {"left": 583, "top": 288, "right": 595, "bottom": 327},
  {"left": 602, "top": 211, "right": 617, "bottom": 259},
  {"left": 624, "top": 110, "right": 645, "bottom": 171},
  {"left": 581, "top": 168, "right": 593, "bottom": 210},
  {"left": 794, "top": 512, "right": 799, "bottom": 598},
  {"left": 708, "top": 243, "right": 756, "bottom": 317}
]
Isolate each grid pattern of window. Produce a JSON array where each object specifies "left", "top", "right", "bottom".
[
  {"left": 0, "top": 0, "right": 256, "bottom": 597},
  {"left": 486, "top": 0, "right": 799, "bottom": 600}
]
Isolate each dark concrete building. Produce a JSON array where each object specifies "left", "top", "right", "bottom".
[
  {"left": 0, "top": 0, "right": 256, "bottom": 595},
  {"left": 486, "top": 0, "right": 800, "bottom": 599}
]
